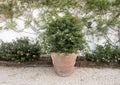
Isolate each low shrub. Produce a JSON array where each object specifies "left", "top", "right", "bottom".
[
  {"left": 83, "top": 43, "right": 120, "bottom": 63},
  {"left": 0, "top": 37, "right": 41, "bottom": 62}
]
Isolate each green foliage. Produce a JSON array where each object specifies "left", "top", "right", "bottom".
[
  {"left": 0, "top": 27, "right": 3, "bottom": 30},
  {"left": 0, "top": 0, "right": 24, "bottom": 19},
  {"left": 85, "top": 0, "right": 111, "bottom": 12},
  {"left": 42, "top": 13, "right": 86, "bottom": 53},
  {"left": 0, "top": 37, "right": 41, "bottom": 62},
  {"left": 20, "top": 0, "right": 37, "bottom": 3},
  {"left": 0, "top": 1, "right": 14, "bottom": 18},
  {"left": 5, "top": 20, "right": 17, "bottom": 30},
  {"left": 113, "top": 0, "right": 120, "bottom": 7},
  {"left": 84, "top": 43, "right": 120, "bottom": 63},
  {"left": 41, "top": 0, "right": 77, "bottom": 8}
]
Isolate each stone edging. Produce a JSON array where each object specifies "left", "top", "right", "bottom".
[{"left": 0, "top": 60, "right": 119, "bottom": 68}]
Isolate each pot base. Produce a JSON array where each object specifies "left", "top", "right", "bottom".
[{"left": 54, "top": 66, "right": 74, "bottom": 77}]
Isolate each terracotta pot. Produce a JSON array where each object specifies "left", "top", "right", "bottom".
[{"left": 51, "top": 52, "right": 77, "bottom": 77}]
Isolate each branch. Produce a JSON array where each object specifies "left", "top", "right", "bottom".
[
  {"left": 17, "top": 17, "right": 39, "bottom": 33},
  {"left": 104, "top": 35, "right": 116, "bottom": 46}
]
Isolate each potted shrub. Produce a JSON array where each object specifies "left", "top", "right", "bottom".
[{"left": 43, "top": 13, "right": 86, "bottom": 76}]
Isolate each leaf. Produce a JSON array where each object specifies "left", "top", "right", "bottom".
[
  {"left": 24, "top": 20, "right": 32, "bottom": 28},
  {"left": 0, "top": 27, "right": 3, "bottom": 30}
]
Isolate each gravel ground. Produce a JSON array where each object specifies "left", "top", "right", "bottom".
[{"left": 0, "top": 66, "right": 120, "bottom": 85}]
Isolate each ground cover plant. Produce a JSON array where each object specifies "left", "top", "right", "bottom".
[
  {"left": 0, "top": 37, "right": 41, "bottom": 62},
  {"left": 81, "top": 43, "right": 120, "bottom": 64}
]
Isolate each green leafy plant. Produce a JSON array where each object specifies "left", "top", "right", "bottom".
[
  {"left": 84, "top": 43, "right": 120, "bottom": 63},
  {"left": 0, "top": 0, "right": 24, "bottom": 19},
  {"left": 85, "top": 0, "right": 111, "bottom": 12},
  {"left": 0, "top": 37, "right": 41, "bottom": 62},
  {"left": 0, "top": 1, "right": 14, "bottom": 19},
  {"left": 113, "top": 0, "right": 120, "bottom": 7},
  {"left": 41, "top": 0, "right": 77, "bottom": 8},
  {"left": 42, "top": 13, "right": 86, "bottom": 54}
]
